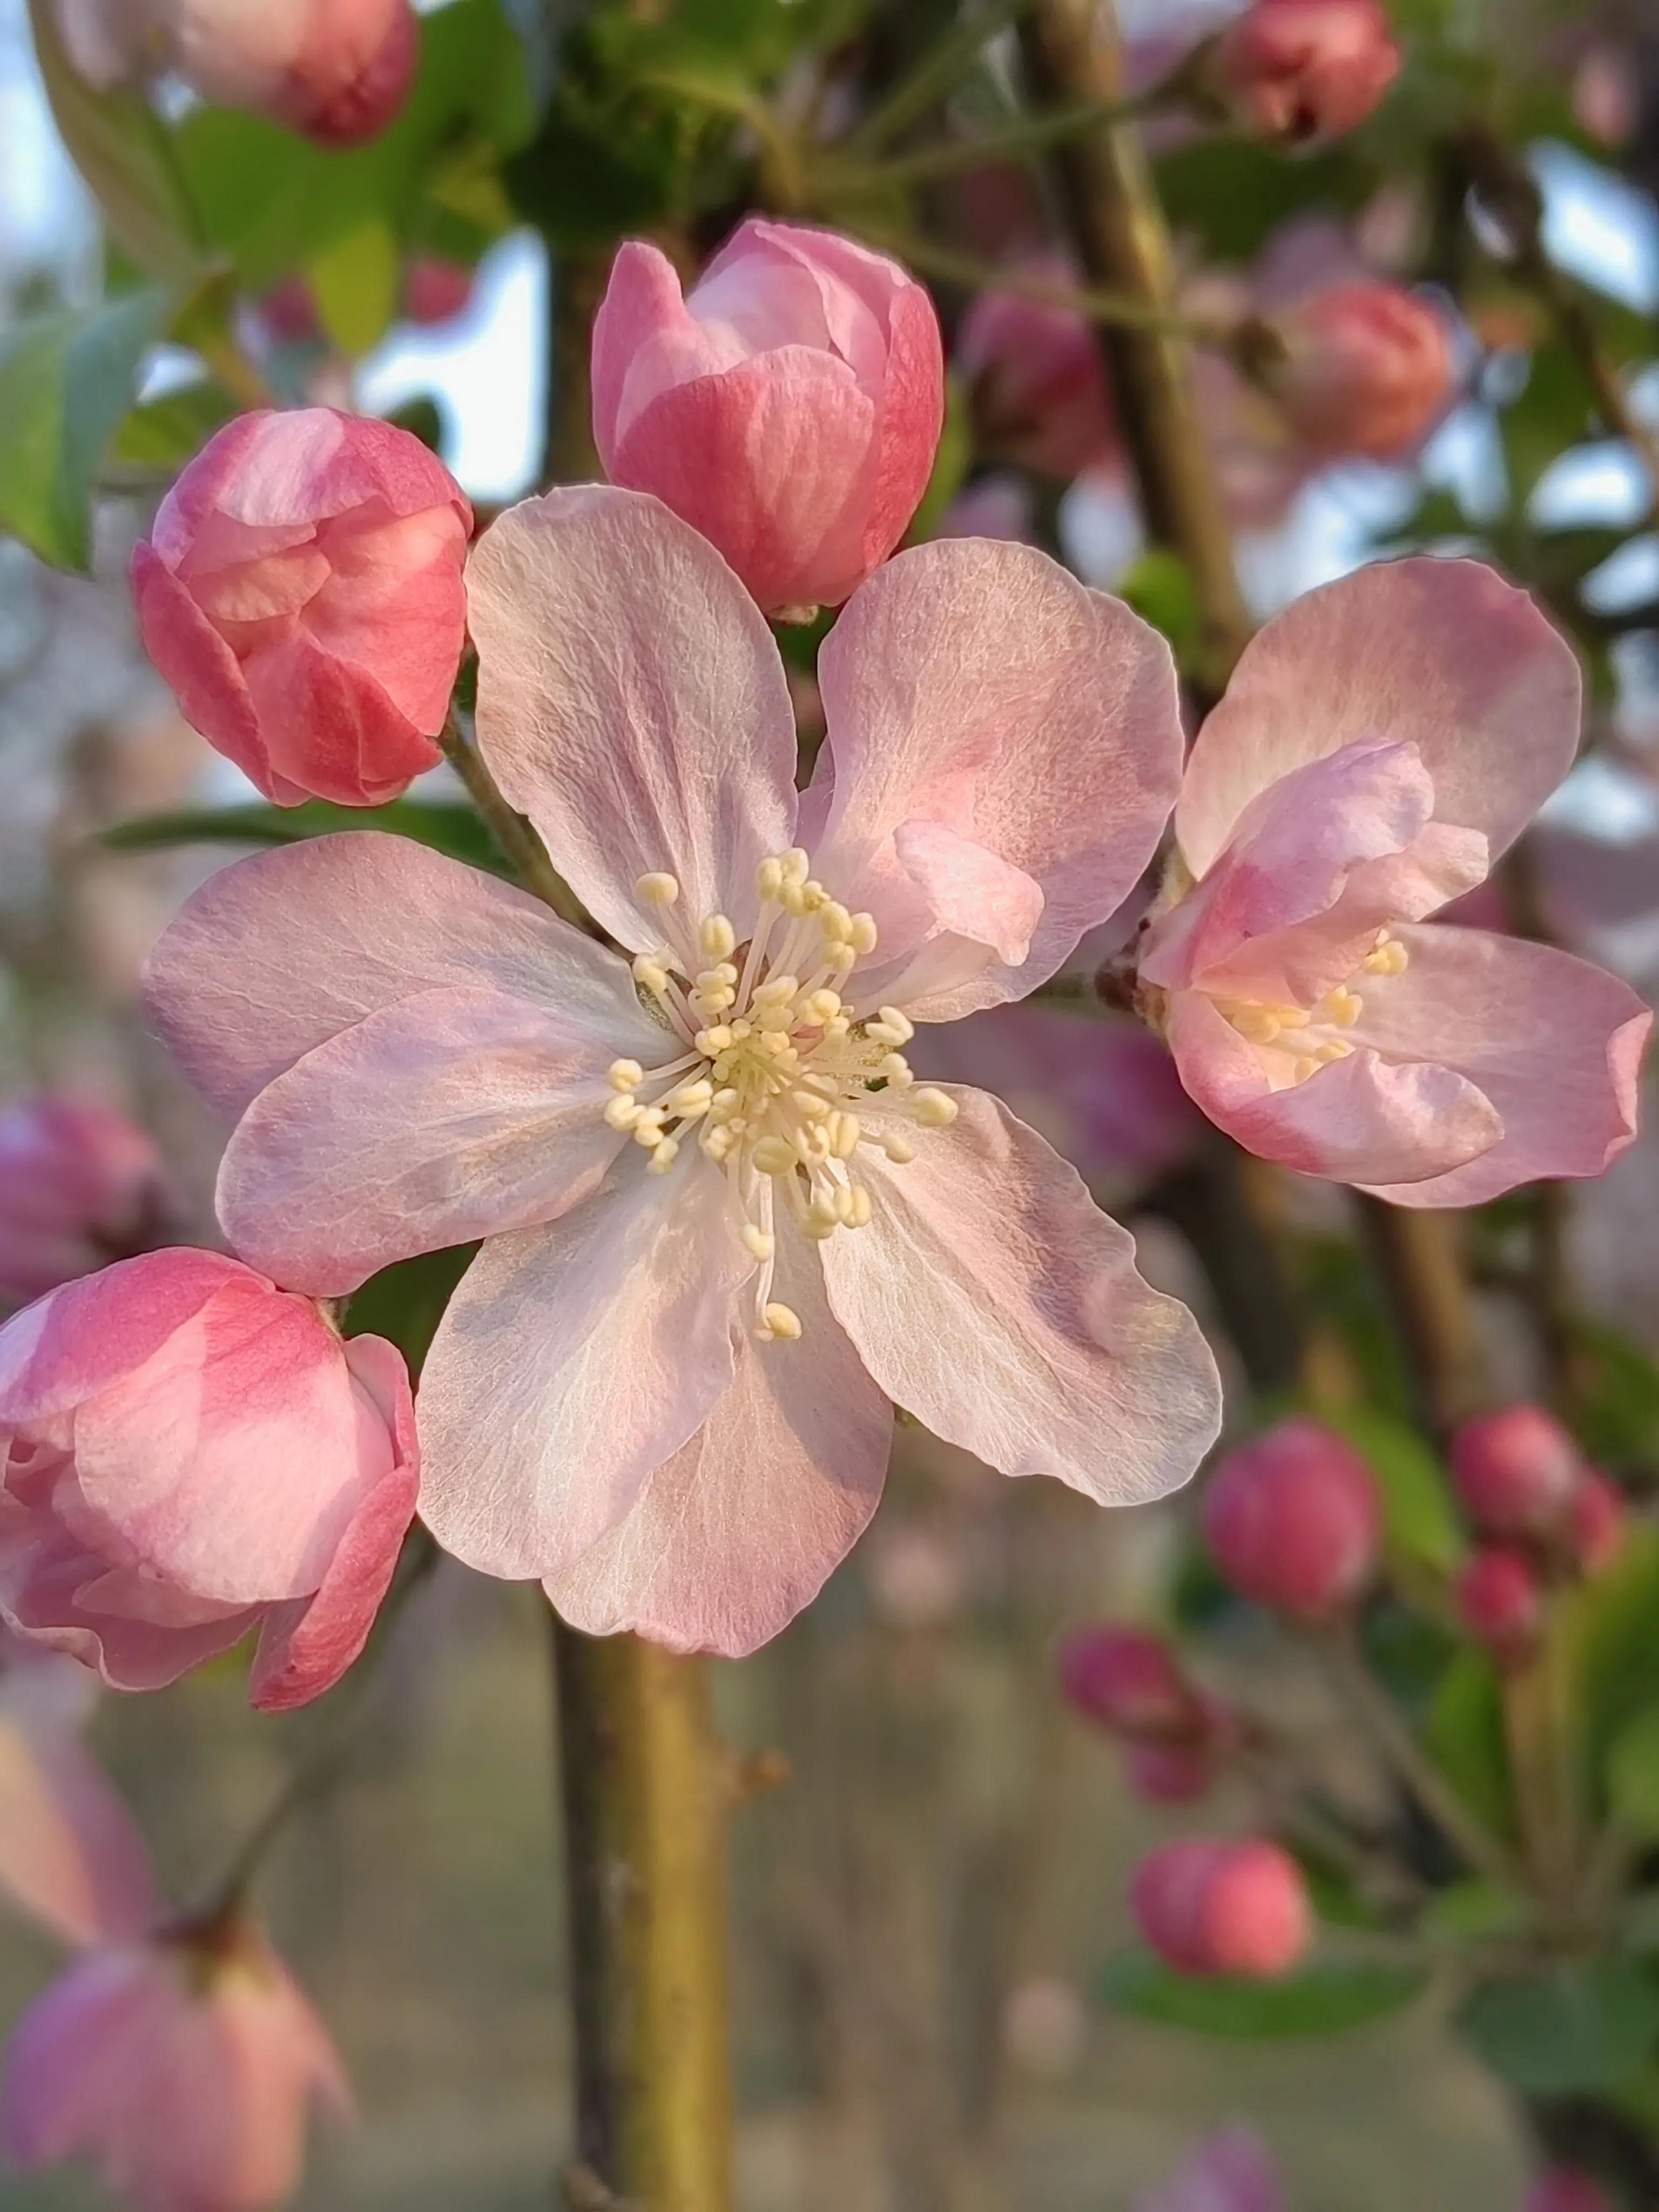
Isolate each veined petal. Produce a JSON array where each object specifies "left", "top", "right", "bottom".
[
  {"left": 545, "top": 1243, "right": 892, "bottom": 1655},
  {"left": 144, "top": 834, "right": 656, "bottom": 1121},
  {"left": 217, "top": 984, "right": 638, "bottom": 1297},
  {"left": 416, "top": 1152, "right": 752, "bottom": 1580},
  {"left": 821, "top": 1088, "right": 1219, "bottom": 1503},
  {"left": 466, "top": 486, "right": 799, "bottom": 959}
]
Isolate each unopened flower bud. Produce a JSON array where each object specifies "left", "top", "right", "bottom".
[
  {"left": 1451, "top": 1406, "right": 1582, "bottom": 1540},
  {"left": 1132, "top": 1839, "right": 1312, "bottom": 1979},
  {"left": 1202, "top": 1420, "right": 1381, "bottom": 1618},
  {"left": 1123, "top": 1740, "right": 1220, "bottom": 1806},
  {"left": 1526, "top": 2172, "right": 1614, "bottom": 2212},
  {"left": 1454, "top": 1546, "right": 1543, "bottom": 1667},
  {"left": 1568, "top": 1472, "right": 1627, "bottom": 1577},
  {"left": 1267, "top": 284, "right": 1455, "bottom": 462},
  {"left": 1057, "top": 1625, "right": 1202, "bottom": 1739},
  {"left": 1211, "top": 0, "right": 1400, "bottom": 146}
]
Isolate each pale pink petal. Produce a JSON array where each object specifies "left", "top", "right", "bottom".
[
  {"left": 0, "top": 1250, "right": 251, "bottom": 1424},
  {"left": 591, "top": 241, "right": 728, "bottom": 461},
  {"left": 810, "top": 541, "right": 1183, "bottom": 1015},
  {"left": 145, "top": 833, "right": 660, "bottom": 1120},
  {"left": 466, "top": 486, "right": 799, "bottom": 957},
  {"left": 0, "top": 1716, "right": 157, "bottom": 1946},
  {"left": 821, "top": 1088, "right": 1219, "bottom": 1502},
  {"left": 2, "top": 1946, "right": 186, "bottom": 2169},
  {"left": 892, "top": 817, "right": 1045, "bottom": 966},
  {"left": 217, "top": 984, "right": 636, "bottom": 1296},
  {"left": 1165, "top": 988, "right": 1502, "bottom": 1185},
  {"left": 545, "top": 1243, "right": 892, "bottom": 1655},
  {"left": 236, "top": 625, "right": 442, "bottom": 807},
  {"left": 1176, "top": 560, "right": 1581, "bottom": 877},
  {"left": 416, "top": 1155, "right": 753, "bottom": 1579},
  {"left": 1352, "top": 926, "right": 1650, "bottom": 1205},
  {"left": 250, "top": 1463, "right": 416, "bottom": 1711}
]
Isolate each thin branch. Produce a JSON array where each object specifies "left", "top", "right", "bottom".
[
  {"left": 847, "top": 221, "right": 1220, "bottom": 339},
  {"left": 437, "top": 716, "right": 588, "bottom": 928},
  {"left": 841, "top": 0, "right": 1035, "bottom": 157},
  {"left": 828, "top": 91, "right": 1148, "bottom": 190}
]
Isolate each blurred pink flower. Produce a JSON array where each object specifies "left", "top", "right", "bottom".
[
  {"left": 403, "top": 257, "right": 475, "bottom": 328},
  {"left": 1133, "top": 1838, "right": 1312, "bottom": 1978},
  {"left": 146, "top": 487, "right": 1222, "bottom": 1657},
  {"left": 1527, "top": 2172, "right": 1613, "bottom": 2212},
  {"left": 1137, "top": 2128, "right": 1285, "bottom": 2212},
  {"left": 0, "top": 1249, "right": 417, "bottom": 1709},
  {"left": 591, "top": 221, "right": 943, "bottom": 616},
  {"left": 957, "top": 266, "right": 1121, "bottom": 479},
  {"left": 1139, "top": 559, "right": 1649, "bottom": 1199},
  {"left": 931, "top": 473, "right": 1036, "bottom": 545},
  {"left": 1268, "top": 282, "right": 1456, "bottom": 461},
  {"left": 1212, "top": 0, "right": 1400, "bottom": 145},
  {"left": 0, "top": 1707, "right": 156, "bottom": 1951},
  {"left": 1203, "top": 1419, "right": 1381, "bottom": 1617},
  {"left": 0, "top": 1097, "right": 166, "bottom": 1309},
  {"left": 132, "top": 409, "right": 471, "bottom": 808},
  {"left": 1451, "top": 1405, "right": 1581, "bottom": 1540},
  {"left": 1454, "top": 1546, "right": 1543, "bottom": 1668}
]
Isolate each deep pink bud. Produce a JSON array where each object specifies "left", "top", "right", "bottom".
[
  {"left": 176, "top": 0, "right": 419, "bottom": 145},
  {"left": 956, "top": 269, "right": 1119, "bottom": 480},
  {"left": 1132, "top": 1839, "right": 1312, "bottom": 1979},
  {"left": 3, "top": 1917, "right": 349, "bottom": 2209},
  {"left": 1454, "top": 1546, "right": 1543, "bottom": 1666},
  {"left": 0, "top": 1096, "right": 165, "bottom": 1307},
  {"left": 1569, "top": 1472, "right": 1627, "bottom": 1576},
  {"left": 1212, "top": 0, "right": 1400, "bottom": 145},
  {"left": 1269, "top": 284, "right": 1454, "bottom": 461},
  {"left": 0, "top": 1250, "right": 418, "bottom": 1708},
  {"left": 1124, "top": 1740, "right": 1219, "bottom": 1805},
  {"left": 1451, "top": 1406, "right": 1582, "bottom": 1539},
  {"left": 591, "top": 220, "right": 945, "bottom": 616},
  {"left": 1526, "top": 2173, "right": 1614, "bottom": 2212},
  {"left": 404, "top": 257, "right": 475, "bottom": 328},
  {"left": 1058, "top": 1625, "right": 1202, "bottom": 1738},
  {"left": 1202, "top": 1420, "right": 1381, "bottom": 1617},
  {"left": 257, "top": 275, "right": 322, "bottom": 348},
  {"left": 132, "top": 408, "right": 471, "bottom": 808}
]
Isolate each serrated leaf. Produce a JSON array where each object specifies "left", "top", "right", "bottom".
[
  {"left": 0, "top": 288, "right": 172, "bottom": 570},
  {"left": 99, "top": 799, "right": 508, "bottom": 876},
  {"left": 1455, "top": 1961, "right": 1659, "bottom": 2093},
  {"left": 1098, "top": 1948, "right": 1425, "bottom": 2038}
]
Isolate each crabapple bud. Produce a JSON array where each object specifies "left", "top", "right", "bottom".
[
  {"left": 1202, "top": 1421, "right": 1381, "bottom": 1617},
  {"left": 1132, "top": 1839, "right": 1312, "bottom": 1979},
  {"left": 1454, "top": 1546, "right": 1543, "bottom": 1667},
  {"left": 1451, "top": 1406, "right": 1582, "bottom": 1539}
]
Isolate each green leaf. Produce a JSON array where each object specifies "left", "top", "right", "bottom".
[
  {"left": 99, "top": 798, "right": 508, "bottom": 876},
  {"left": 1562, "top": 1322, "right": 1659, "bottom": 1471},
  {"left": 308, "top": 218, "right": 402, "bottom": 356},
  {"left": 1566, "top": 1528, "right": 1659, "bottom": 1776},
  {"left": 1425, "top": 1649, "right": 1515, "bottom": 1842},
  {"left": 1608, "top": 1702, "right": 1659, "bottom": 1835},
  {"left": 343, "top": 1245, "right": 477, "bottom": 1376},
  {"left": 1318, "top": 1406, "right": 1464, "bottom": 1573},
  {"left": 1117, "top": 550, "right": 1202, "bottom": 659},
  {"left": 25, "top": 0, "right": 204, "bottom": 283},
  {"left": 0, "top": 288, "right": 173, "bottom": 570},
  {"left": 1098, "top": 1949, "right": 1426, "bottom": 2038},
  {"left": 1455, "top": 1961, "right": 1659, "bottom": 2094},
  {"left": 112, "top": 379, "right": 237, "bottom": 470}
]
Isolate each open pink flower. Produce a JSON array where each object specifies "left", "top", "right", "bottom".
[
  {"left": 146, "top": 487, "right": 1220, "bottom": 1657},
  {"left": 591, "top": 221, "right": 944, "bottom": 616},
  {"left": 1137, "top": 2129, "right": 1284, "bottom": 2212},
  {"left": 0, "top": 1249, "right": 417, "bottom": 1710},
  {"left": 1138, "top": 558, "right": 1649, "bottom": 1201},
  {"left": 0, "top": 1096, "right": 167, "bottom": 1309},
  {"left": 132, "top": 409, "right": 471, "bottom": 808},
  {"left": 4, "top": 1917, "right": 349, "bottom": 2211}
]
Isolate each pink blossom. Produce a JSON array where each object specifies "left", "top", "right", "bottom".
[
  {"left": 132, "top": 409, "right": 471, "bottom": 808},
  {"left": 1132, "top": 1838, "right": 1312, "bottom": 1978},
  {"left": 1138, "top": 559, "right": 1650, "bottom": 1201},
  {"left": 0, "top": 1705, "right": 156, "bottom": 1950},
  {"left": 1454, "top": 1546, "right": 1542, "bottom": 1667},
  {"left": 4, "top": 1917, "right": 348, "bottom": 2211},
  {"left": 175, "top": 0, "right": 417, "bottom": 144},
  {"left": 1212, "top": 0, "right": 1400, "bottom": 145},
  {"left": 0, "top": 1097, "right": 166, "bottom": 1309},
  {"left": 404, "top": 258, "right": 474, "bottom": 328},
  {"left": 1451, "top": 1405, "right": 1581, "bottom": 1539},
  {"left": 145, "top": 487, "right": 1222, "bottom": 1657},
  {"left": 0, "top": 1249, "right": 417, "bottom": 1709},
  {"left": 1058, "top": 1624, "right": 1203, "bottom": 1737},
  {"left": 1527, "top": 2172, "right": 1613, "bottom": 2212},
  {"left": 957, "top": 268, "right": 1120, "bottom": 479},
  {"left": 1203, "top": 1419, "right": 1381, "bottom": 1617},
  {"left": 1137, "top": 2128, "right": 1285, "bottom": 2212},
  {"left": 591, "top": 221, "right": 944, "bottom": 616},
  {"left": 1267, "top": 282, "right": 1456, "bottom": 461}
]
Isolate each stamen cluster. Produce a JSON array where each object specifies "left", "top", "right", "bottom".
[{"left": 1215, "top": 928, "right": 1408, "bottom": 1082}]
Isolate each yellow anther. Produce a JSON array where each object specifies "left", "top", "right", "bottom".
[
  {"left": 1322, "top": 986, "right": 1363, "bottom": 1028},
  {"left": 879, "top": 1054, "right": 914, "bottom": 1089},
  {"left": 740, "top": 1224, "right": 775, "bottom": 1262},
  {"left": 606, "top": 1058, "right": 644, "bottom": 1092},
  {"left": 1292, "top": 1055, "right": 1319, "bottom": 1083},
  {"left": 913, "top": 1088, "right": 958, "bottom": 1128},
  {"left": 880, "top": 1129, "right": 917, "bottom": 1164},
  {"left": 827, "top": 943, "right": 858, "bottom": 975},
  {"left": 848, "top": 913, "right": 879, "bottom": 955},
  {"left": 1314, "top": 1040, "right": 1353, "bottom": 1064},
  {"left": 802, "top": 1201, "right": 841, "bottom": 1240},
  {"left": 710, "top": 1087, "right": 740, "bottom": 1116},
  {"left": 632, "top": 1114, "right": 665, "bottom": 1148},
  {"left": 1363, "top": 939, "right": 1409, "bottom": 977},
  {"left": 844, "top": 1185, "right": 873, "bottom": 1229},
  {"left": 783, "top": 849, "right": 810, "bottom": 883},
  {"left": 664, "top": 1080, "right": 713, "bottom": 1116},
  {"left": 1229, "top": 1005, "right": 1282, "bottom": 1046},
  {"left": 820, "top": 901, "right": 853, "bottom": 942},
  {"left": 753, "top": 973, "right": 797, "bottom": 1003},
  {"left": 695, "top": 1026, "right": 733, "bottom": 1056},
  {"left": 699, "top": 914, "right": 736, "bottom": 961},
  {"left": 827, "top": 1111, "right": 861, "bottom": 1159},
  {"left": 875, "top": 1006, "right": 914, "bottom": 1046},
  {"left": 753, "top": 1136, "right": 798, "bottom": 1176},
  {"left": 604, "top": 1095, "right": 642, "bottom": 1131},
  {"left": 761, "top": 1301, "right": 803, "bottom": 1341},
  {"left": 701, "top": 1125, "right": 737, "bottom": 1162},
  {"left": 756, "top": 856, "right": 785, "bottom": 901},
  {"left": 632, "top": 954, "right": 671, "bottom": 995},
  {"left": 792, "top": 1090, "right": 832, "bottom": 1124},
  {"left": 802, "top": 989, "right": 842, "bottom": 1025},
  {"left": 636, "top": 872, "right": 679, "bottom": 907},
  {"left": 646, "top": 1137, "right": 680, "bottom": 1174}
]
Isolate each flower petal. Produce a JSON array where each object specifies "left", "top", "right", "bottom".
[
  {"left": 1177, "top": 559, "right": 1581, "bottom": 877},
  {"left": 545, "top": 1242, "right": 891, "bottom": 1655},
  {"left": 1352, "top": 926, "right": 1650, "bottom": 1205},
  {"left": 466, "top": 486, "right": 799, "bottom": 957},
  {"left": 1164, "top": 988, "right": 1502, "bottom": 1185},
  {"left": 821, "top": 1088, "right": 1219, "bottom": 1503},
  {"left": 144, "top": 834, "right": 657, "bottom": 1121},
  {"left": 809, "top": 541, "right": 1183, "bottom": 1016},
  {"left": 415, "top": 1152, "right": 752, "bottom": 1580},
  {"left": 0, "top": 1715, "right": 158, "bottom": 1947}
]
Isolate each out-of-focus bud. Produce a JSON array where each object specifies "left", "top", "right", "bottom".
[
  {"left": 591, "top": 220, "right": 944, "bottom": 618},
  {"left": 1124, "top": 1740, "right": 1222, "bottom": 1805},
  {"left": 175, "top": 0, "right": 418, "bottom": 145},
  {"left": 404, "top": 257, "right": 475, "bottom": 328},
  {"left": 1210, "top": 0, "right": 1400, "bottom": 146},
  {"left": 1132, "top": 1839, "right": 1312, "bottom": 1979},
  {"left": 0, "top": 1097, "right": 166, "bottom": 1309},
  {"left": 1261, "top": 283, "right": 1455, "bottom": 461},
  {"left": 0, "top": 1250, "right": 419, "bottom": 1710},
  {"left": 1568, "top": 1472, "right": 1627, "bottom": 1577},
  {"left": 1137, "top": 2128, "right": 1285, "bottom": 2212},
  {"left": 1202, "top": 1421, "right": 1381, "bottom": 1618},
  {"left": 1526, "top": 2172, "right": 1614, "bottom": 2212},
  {"left": 3, "top": 1915, "right": 348, "bottom": 2210},
  {"left": 1058, "top": 1625, "right": 1203, "bottom": 1738},
  {"left": 956, "top": 271, "right": 1118, "bottom": 480},
  {"left": 132, "top": 409, "right": 471, "bottom": 807},
  {"left": 1451, "top": 1406, "right": 1582, "bottom": 1539},
  {"left": 1454, "top": 1546, "right": 1543, "bottom": 1668}
]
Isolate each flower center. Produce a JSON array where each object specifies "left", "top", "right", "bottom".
[
  {"left": 1212, "top": 929, "right": 1408, "bottom": 1085},
  {"left": 602, "top": 851, "right": 957, "bottom": 1341}
]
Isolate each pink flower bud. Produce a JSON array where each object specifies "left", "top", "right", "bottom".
[
  {"left": 1212, "top": 0, "right": 1400, "bottom": 145},
  {"left": 1454, "top": 1546, "right": 1543, "bottom": 1666},
  {"left": 404, "top": 257, "right": 475, "bottom": 328},
  {"left": 591, "top": 220, "right": 945, "bottom": 617},
  {"left": 1058, "top": 1624, "right": 1203, "bottom": 1738},
  {"left": 175, "top": 0, "right": 418, "bottom": 145},
  {"left": 1269, "top": 283, "right": 1455, "bottom": 461},
  {"left": 257, "top": 275, "right": 323, "bottom": 348},
  {"left": 3, "top": 1917, "right": 348, "bottom": 2209},
  {"left": 1451, "top": 1405, "right": 1582, "bottom": 1539},
  {"left": 0, "top": 1250, "right": 417, "bottom": 1709},
  {"left": 1526, "top": 2174, "right": 1613, "bottom": 2212},
  {"left": 0, "top": 1096, "right": 166, "bottom": 1307},
  {"left": 957, "top": 271, "right": 1119, "bottom": 480},
  {"left": 132, "top": 409, "right": 471, "bottom": 808},
  {"left": 1132, "top": 1839, "right": 1312, "bottom": 1979},
  {"left": 1202, "top": 1420, "right": 1381, "bottom": 1617},
  {"left": 1568, "top": 1472, "right": 1627, "bottom": 1576},
  {"left": 1124, "top": 1739, "right": 1221, "bottom": 1805}
]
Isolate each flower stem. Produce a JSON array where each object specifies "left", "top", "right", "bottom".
[
  {"left": 1354, "top": 1198, "right": 1486, "bottom": 1444},
  {"left": 845, "top": 224, "right": 1218, "bottom": 340},
  {"left": 437, "top": 716, "right": 587, "bottom": 929}
]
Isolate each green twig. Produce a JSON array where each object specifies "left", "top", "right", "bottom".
[{"left": 437, "top": 716, "right": 588, "bottom": 929}]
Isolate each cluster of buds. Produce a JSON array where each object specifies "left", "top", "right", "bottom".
[
  {"left": 1058, "top": 1626, "right": 1242, "bottom": 1803},
  {"left": 1202, "top": 1420, "right": 1382, "bottom": 1620},
  {"left": 1450, "top": 1406, "right": 1627, "bottom": 1668}
]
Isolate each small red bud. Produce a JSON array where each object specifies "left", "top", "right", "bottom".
[
  {"left": 1057, "top": 1626, "right": 1202, "bottom": 1739},
  {"left": 1568, "top": 1472, "right": 1627, "bottom": 1577},
  {"left": 1132, "top": 1839, "right": 1312, "bottom": 1979},
  {"left": 1526, "top": 2171, "right": 1614, "bottom": 2212},
  {"left": 1454, "top": 1546, "right": 1543, "bottom": 1667},
  {"left": 1201, "top": 1421, "right": 1380, "bottom": 1618},
  {"left": 1451, "top": 1406, "right": 1581, "bottom": 1539},
  {"left": 1123, "top": 1741, "right": 1218, "bottom": 1806}
]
